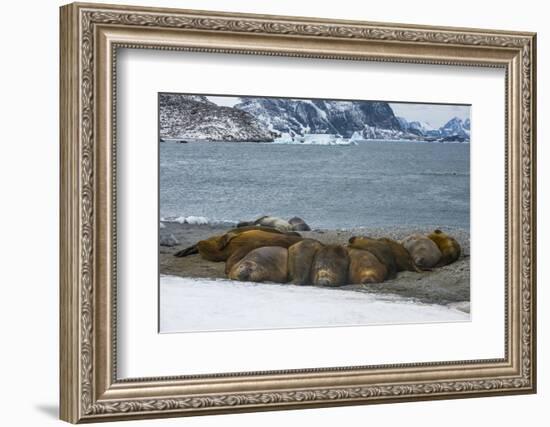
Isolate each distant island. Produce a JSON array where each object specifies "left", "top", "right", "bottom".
[{"left": 159, "top": 94, "right": 470, "bottom": 144}]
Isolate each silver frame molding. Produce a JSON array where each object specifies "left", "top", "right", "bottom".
[{"left": 60, "top": 2, "right": 537, "bottom": 423}]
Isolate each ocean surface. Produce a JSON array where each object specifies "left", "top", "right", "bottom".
[{"left": 160, "top": 140, "right": 470, "bottom": 230}]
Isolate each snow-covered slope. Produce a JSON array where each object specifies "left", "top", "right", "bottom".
[
  {"left": 439, "top": 117, "right": 471, "bottom": 139},
  {"left": 234, "top": 98, "right": 404, "bottom": 138},
  {"left": 159, "top": 94, "right": 275, "bottom": 142}
]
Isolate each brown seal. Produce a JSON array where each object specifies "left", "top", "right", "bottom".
[
  {"left": 287, "top": 239, "right": 324, "bottom": 285},
  {"left": 347, "top": 248, "right": 388, "bottom": 284},
  {"left": 427, "top": 229, "right": 461, "bottom": 267},
  {"left": 173, "top": 225, "right": 300, "bottom": 259},
  {"left": 228, "top": 246, "right": 288, "bottom": 283},
  {"left": 310, "top": 244, "right": 350, "bottom": 287},
  {"left": 377, "top": 238, "right": 422, "bottom": 273},
  {"left": 401, "top": 234, "right": 442, "bottom": 269},
  {"left": 222, "top": 230, "right": 303, "bottom": 274},
  {"left": 348, "top": 236, "right": 421, "bottom": 275},
  {"left": 348, "top": 237, "right": 397, "bottom": 279}
]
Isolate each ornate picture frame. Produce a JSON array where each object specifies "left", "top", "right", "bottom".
[{"left": 59, "top": 2, "right": 536, "bottom": 423}]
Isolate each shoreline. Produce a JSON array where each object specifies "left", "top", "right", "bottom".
[
  {"left": 160, "top": 138, "right": 470, "bottom": 144},
  {"left": 160, "top": 222, "right": 470, "bottom": 310}
]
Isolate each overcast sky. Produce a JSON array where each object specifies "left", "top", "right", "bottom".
[
  {"left": 207, "top": 96, "right": 240, "bottom": 107},
  {"left": 206, "top": 96, "right": 470, "bottom": 128}
]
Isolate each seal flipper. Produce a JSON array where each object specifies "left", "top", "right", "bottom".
[{"left": 173, "top": 244, "right": 198, "bottom": 257}]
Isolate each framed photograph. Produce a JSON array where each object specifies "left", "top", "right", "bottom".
[{"left": 60, "top": 2, "right": 537, "bottom": 423}]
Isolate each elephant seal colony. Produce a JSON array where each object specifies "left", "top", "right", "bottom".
[{"left": 160, "top": 215, "right": 470, "bottom": 307}]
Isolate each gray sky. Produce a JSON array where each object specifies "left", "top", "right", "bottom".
[
  {"left": 207, "top": 96, "right": 239, "bottom": 107},
  {"left": 206, "top": 96, "right": 470, "bottom": 128}
]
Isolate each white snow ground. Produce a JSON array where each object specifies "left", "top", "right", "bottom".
[{"left": 160, "top": 275, "right": 469, "bottom": 333}]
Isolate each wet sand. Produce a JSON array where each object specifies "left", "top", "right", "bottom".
[{"left": 160, "top": 222, "right": 470, "bottom": 310}]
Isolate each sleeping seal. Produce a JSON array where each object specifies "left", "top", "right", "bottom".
[
  {"left": 237, "top": 216, "right": 294, "bottom": 232},
  {"left": 348, "top": 237, "right": 397, "bottom": 279},
  {"left": 427, "top": 229, "right": 461, "bottom": 267},
  {"left": 310, "top": 244, "right": 350, "bottom": 287},
  {"left": 287, "top": 239, "right": 324, "bottom": 285},
  {"left": 347, "top": 248, "right": 388, "bottom": 284},
  {"left": 238, "top": 215, "right": 311, "bottom": 232},
  {"left": 228, "top": 246, "right": 288, "bottom": 283},
  {"left": 401, "top": 234, "right": 442, "bottom": 269}
]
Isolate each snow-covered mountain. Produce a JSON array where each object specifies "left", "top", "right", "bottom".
[
  {"left": 159, "top": 94, "right": 470, "bottom": 143},
  {"left": 396, "top": 117, "right": 436, "bottom": 135},
  {"left": 398, "top": 116, "right": 470, "bottom": 142},
  {"left": 159, "top": 94, "right": 275, "bottom": 142},
  {"left": 234, "top": 98, "right": 404, "bottom": 138},
  {"left": 439, "top": 117, "right": 470, "bottom": 139}
]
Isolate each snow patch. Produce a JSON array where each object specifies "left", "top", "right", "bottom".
[
  {"left": 274, "top": 133, "right": 357, "bottom": 146},
  {"left": 162, "top": 216, "right": 238, "bottom": 226},
  {"left": 350, "top": 131, "right": 364, "bottom": 142},
  {"left": 175, "top": 215, "right": 209, "bottom": 225},
  {"left": 160, "top": 275, "right": 469, "bottom": 333}
]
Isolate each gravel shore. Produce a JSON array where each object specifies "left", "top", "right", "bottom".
[{"left": 159, "top": 222, "right": 470, "bottom": 310}]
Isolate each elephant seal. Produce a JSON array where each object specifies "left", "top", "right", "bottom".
[
  {"left": 348, "top": 236, "right": 421, "bottom": 275},
  {"left": 310, "top": 244, "right": 350, "bottom": 287},
  {"left": 287, "top": 239, "right": 324, "bottom": 285},
  {"left": 238, "top": 215, "right": 311, "bottom": 232},
  {"left": 347, "top": 248, "right": 388, "bottom": 284},
  {"left": 237, "top": 216, "right": 294, "bottom": 232},
  {"left": 377, "top": 238, "right": 422, "bottom": 273},
  {"left": 401, "top": 234, "right": 442, "bottom": 269},
  {"left": 221, "top": 230, "right": 303, "bottom": 273},
  {"left": 288, "top": 216, "right": 311, "bottom": 231},
  {"left": 228, "top": 246, "right": 288, "bottom": 283},
  {"left": 427, "top": 229, "right": 461, "bottom": 267},
  {"left": 173, "top": 225, "right": 300, "bottom": 258},
  {"left": 348, "top": 237, "right": 397, "bottom": 279}
]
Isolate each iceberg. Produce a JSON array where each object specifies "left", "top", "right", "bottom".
[
  {"left": 273, "top": 132, "right": 295, "bottom": 144},
  {"left": 350, "top": 131, "right": 364, "bottom": 142}
]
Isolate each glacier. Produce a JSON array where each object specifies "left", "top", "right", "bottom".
[{"left": 273, "top": 133, "right": 357, "bottom": 145}]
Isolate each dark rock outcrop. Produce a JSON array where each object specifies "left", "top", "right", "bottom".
[
  {"left": 234, "top": 98, "right": 403, "bottom": 138},
  {"left": 159, "top": 94, "right": 275, "bottom": 142}
]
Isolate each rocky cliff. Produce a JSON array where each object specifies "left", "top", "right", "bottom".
[
  {"left": 234, "top": 98, "right": 403, "bottom": 138},
  {"left": 159, "top": 94, "right": 275, "bottom": 142}
]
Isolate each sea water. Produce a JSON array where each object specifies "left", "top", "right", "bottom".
[{"left": 160, "top": 140, "right": 470, "bottom": 230}]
